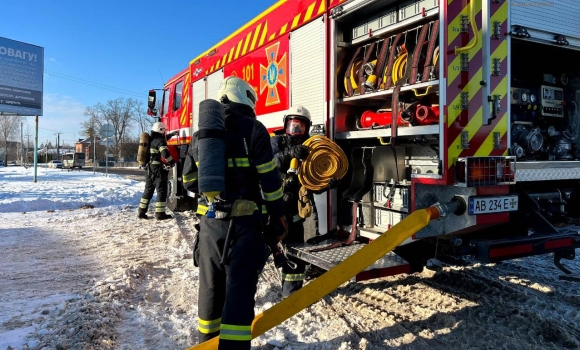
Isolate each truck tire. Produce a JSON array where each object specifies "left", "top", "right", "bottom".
[{"left": 167, "top": 178, "right": 197, "bottom": 212}]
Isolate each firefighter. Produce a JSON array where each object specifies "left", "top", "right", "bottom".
[
  {"left": 271, "top": 105, "right": 337, "bottom": 297},
  {"left": 193, "top": 76, "right": 286, "bottom": 350},
  {"left": 137, "top": 121, "right": 178, "bottom": 220}
]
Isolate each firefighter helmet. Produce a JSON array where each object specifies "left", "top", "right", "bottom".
[
  {"left": 217, "top": 76, "right": 258, "bottom": 110},
  {"left": 152, "top": 121, "right": 168, "bottom": 133},
  {"left": 283, "top": 105, "right": 312, "bottom": 136}
]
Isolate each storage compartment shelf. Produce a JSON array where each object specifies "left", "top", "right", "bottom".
[
  {"left": 338, "top": 80, "right": 439, "bottom": 106},
  {"left": 349, "top": 4, "right": 440, "bottom": 46},
  {"left": 336, "top": 123, "right": 439, "bottom": 139}
]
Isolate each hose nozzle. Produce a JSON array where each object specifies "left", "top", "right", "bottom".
[{"left": 430, "top": 196, "right": 467, "bottom": 218}]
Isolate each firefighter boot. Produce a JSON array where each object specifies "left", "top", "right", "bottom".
[
  {"left": 137, "top": 210, "right": 149, "bottom": 219},
  {"left": 155, "top": 212, "right": 173, "bottom": 221}
]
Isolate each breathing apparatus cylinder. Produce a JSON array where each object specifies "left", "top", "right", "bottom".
[
  {"left": 197, "top": 99, "right": 227, "bottom": 218},
  {"left": 137, "top": 132, "right": 150, "bottom": 166}
]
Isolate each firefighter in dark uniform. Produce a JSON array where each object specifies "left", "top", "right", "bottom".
[
  {"left": 193, "top": 76, "right": 286, "bottom": 350},
  {"left": 137, "top": 121, "right": 177, "bottom": 220},
  {"left": 271, "top": 105, "right": 336, "bottom": 297}
]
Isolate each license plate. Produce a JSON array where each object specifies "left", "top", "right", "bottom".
[{"left": 468, "top": 195, "right": 518, "bottom": 215}]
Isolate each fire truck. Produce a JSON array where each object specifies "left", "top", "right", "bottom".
[{"left": 148, "top": 0, "right": 580, "bottom": 281}]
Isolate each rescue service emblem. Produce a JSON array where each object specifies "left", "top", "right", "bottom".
[{"left": 260, "top": 42, "right": 287, "bottom": 106}]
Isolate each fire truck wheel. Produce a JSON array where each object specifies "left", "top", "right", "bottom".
[{"left": 166, "top": 178, "right": 197, "bottom": 212}]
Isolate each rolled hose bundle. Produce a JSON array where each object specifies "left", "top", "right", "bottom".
[{"left": 298, "top": 135, "right": 349, "bottom": 192}]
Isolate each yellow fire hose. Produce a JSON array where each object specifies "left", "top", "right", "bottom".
[
  {"left": 344, "top": 59, "right": 363, "bottom": 92},
  {"left": 391, "top": 51, "right": 407, "bottom": 86},
  {"left": 188, "top": 204, "right": 446, "bottom": 350},
  {"left": 298, "top": 135, "right": 349, "bottom": 192}
]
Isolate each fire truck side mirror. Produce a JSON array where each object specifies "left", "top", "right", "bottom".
[{"left": 148, "top": 90, "right": 157, "bottom": 116}]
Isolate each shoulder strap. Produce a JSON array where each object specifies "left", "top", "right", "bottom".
[{"left": 197, "top": 129, "right": 226, "bottom": 140}]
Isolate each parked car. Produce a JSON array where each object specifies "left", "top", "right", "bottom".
[
  {"left": 0, "top": 160, "right": 4, "bottom": 166},
  {"left": 47, "top": 160, "right": 62, "bottom": 169}
]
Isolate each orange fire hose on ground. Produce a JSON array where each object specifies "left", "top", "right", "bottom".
[{"left": 188, "top": 199, "right": 462, "bottom": 349}]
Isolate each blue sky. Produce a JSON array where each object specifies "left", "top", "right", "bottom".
[{"left": 0, "top": 0, "right": 275, "bottom": 147}]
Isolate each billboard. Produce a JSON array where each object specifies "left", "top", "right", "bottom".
[{"left": 0, "top": 37, "right": 44, "bottom": 116}]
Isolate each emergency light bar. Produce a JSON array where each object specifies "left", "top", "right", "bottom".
[{"left": 455, "top": 156, "right": 516, "bottom": 187}]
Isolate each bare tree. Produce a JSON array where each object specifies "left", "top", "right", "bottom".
[
  {"left": 82, "top": 98, "right": 142, "bottom": 160},
  {"left": 0, "top": 115, "right": 23, "bottom": 163},
  {"left": 134, "top": 108, "right": 156, "bottom": 135}
]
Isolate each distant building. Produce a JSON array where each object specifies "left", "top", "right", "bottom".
[{"left": 76, "top": 138, "right": 93, "bottom": 161}]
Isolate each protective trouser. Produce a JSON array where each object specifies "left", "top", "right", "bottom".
[
  {"left": 138, "top": 167, "right": 168, "bottom": 215},
  {"left": 281, "top": 216, "right": 306, "bottom": 297},
  {"left": 197, "top": 214, "right": 269, "bottom": 350}
]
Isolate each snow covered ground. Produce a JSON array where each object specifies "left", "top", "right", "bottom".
[{"left": 1, "top": 165, "right": 579, "bottom": 350}]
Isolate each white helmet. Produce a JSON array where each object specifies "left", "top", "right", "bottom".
[
  {"left": 283, "top": 105, "right": 312, "bottom": 136},
  {"left": 152, "top": 121, "right": 167, "bottom": 133},
  {"left": 216, "top": 76, "right": 258, "bottom": 110}
]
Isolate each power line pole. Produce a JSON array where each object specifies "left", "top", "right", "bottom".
[
  {"left": 54, "top": 133, "right": 61, "bottom": 161},
  {"left": 27, "top": 134, "right": 30, "bottom": 165}
]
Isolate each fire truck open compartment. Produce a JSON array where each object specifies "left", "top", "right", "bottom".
[
  {"left": 510, "top": 39, "right": 580, "bottom": 164},
  {"left": 330, "top": 0, "right": 442, "bottom": 241}
]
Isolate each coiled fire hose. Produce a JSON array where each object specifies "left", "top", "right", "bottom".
[
  {"left": 390, "top": 50, "right": 407, "bottom": 85},
  {"left": 298, "top": 135, "right": 349, "bottom": 192}
]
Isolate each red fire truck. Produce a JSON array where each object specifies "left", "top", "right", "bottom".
[{"left": 148, "top": 0, "right": 580, "bottom": 281}]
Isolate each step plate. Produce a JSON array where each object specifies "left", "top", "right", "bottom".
[{"left": 286, "top": 239, "right": 410, "bottom": 282}]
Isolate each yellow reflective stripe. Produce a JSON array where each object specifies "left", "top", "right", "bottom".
[
  {"left": 227, "top": 158, "right": 250, "bottom": 167},
  {"left": 219, "top": 324, "right": 251, "bottom": 341},
  {"left": 195, "top": 161, "right": 199, "bottom": 166},
  {"left": 165, "top": 156, "right": 174, "bottom": 162},
  {"left": 255, "top": 158, "right": 276, "bottom": 174},
  {"left": 150, "top": 161, "right": 162, "bottom": 164},
  {"left": 282, "top": 273, "right": 305, "bottom": 282},
  {"left": 150, "top": 149, "right": 160, "bottom": 153},
  {"left": 155, "top": 202, "right": 166, "bottom": 212},
  {"left": 261, "top": 205, "right": 268, "bottom": 214},
  {"left": 197, "top": 204, "right": 208, "bottom": 215},
  {"left": 183, "top": 172, "right": 198, "bottom": 183},
  {"left": 198, "top": 318, "right": 221, "bottom": 334},
  {"left": 263, "top": 187, "right": 283, "bottom": 201},
  {"left": 159, "top": 146, "right": 168, "bottom": 151}
]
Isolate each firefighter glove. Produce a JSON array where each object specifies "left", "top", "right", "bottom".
[
  {"left": 264, "top": 216, "right": 288, "bottom": 243},
  {"left": 288, "top": 145, "right": 309, "bottom": 160},
  {"left": 166, "top": 131, "right": 179, "bottom": 139}
]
